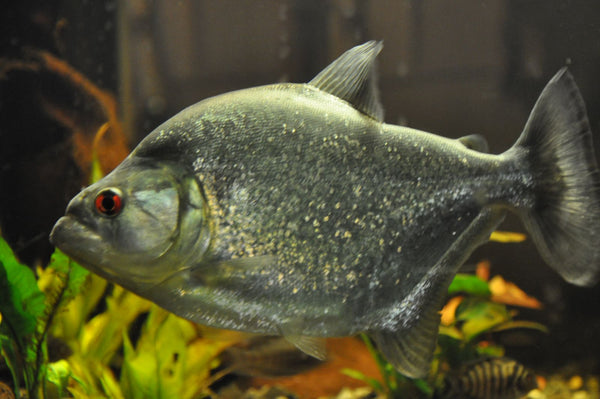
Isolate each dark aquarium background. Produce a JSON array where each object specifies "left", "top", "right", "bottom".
[{"left": 1, "top": 0, "right": 599, "bottom": 396}]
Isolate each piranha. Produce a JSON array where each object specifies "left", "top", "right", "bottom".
[{"left": 50, "top": 41, "right": 600, "bottom": 378}]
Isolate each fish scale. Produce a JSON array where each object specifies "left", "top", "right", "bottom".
[
  {"left": 179, "top": 87, "right": 495, "bottom": 318},
  {"left": 51, "top": 41, "right": 600, "bottom": 378}
]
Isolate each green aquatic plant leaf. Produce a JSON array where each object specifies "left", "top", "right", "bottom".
[
  {"left": 47, "top": 359, "right": 71, "bottom": 397},
  {"left": 89, "top": 121, "right": 110, "bottom": 184},
  {"left": 0, "top": 236, "right": 46, "bottom": 336},
  {"left": 59, "top": 285, "right": 150, "bottom": 397},
  {"left": 44, "top": 273, "right": 107, "bottom": 345},
  {"left": 340, "top": 368, "right": 384, "bottom": 393},
  {"left": 447, "top": 274, "right": 491, "bottom": 297},
  {"left": 37, "top": 248, "right": 93, "bottom": 350},
  {"left": 65, "top": 355, "right": 124, "bottom": 399},
  {"left": 80, "top": 286, "right": 151, "bottom": 363},
  {"left": 489, "top": 320, "right": 549, "bottom": 334},
  {"left": 438, "top": 325, "right": 463, "bottom": 340},
  {"left": 46, "top": 249, "right": 90, "bottom": 303},
  {"left": 0, "top": 334, "right": 21, "bottom": 395},
  {"left": 475, "top": 343, "right": 505, "bottom": 358},
  {"left": 437, "top": 333, "right": 477, "bottom": 368},
  {"left": 181, "top": 329, "right": 244, "bottom": 399},
  {"left": 121, "top": 306, "right": 196, "bottom": 399},
  {"left": 456, "top": 298, "right": 511, "bottom": 341},
  {"left": 352, "top": 334, "right": 432, "bottom": 398},
  {"left": 90, "top": 153, "right": 105, "bottom": 185},
  {"left": 0, "top": 236, "right": 47, "bottom": 396}
]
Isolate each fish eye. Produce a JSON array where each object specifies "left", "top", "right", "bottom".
[{"left": 95, "top": 188, "right": 123, "bottom": 217}]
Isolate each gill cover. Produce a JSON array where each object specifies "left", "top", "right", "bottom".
[{"left": 51, "top": 159, "right": 210, "bottom": 287}]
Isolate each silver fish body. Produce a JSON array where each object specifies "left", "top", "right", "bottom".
[{"left": 50, "top": 42, "right": 600, "bottom": 378}]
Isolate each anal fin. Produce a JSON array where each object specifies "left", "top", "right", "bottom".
[
  {"left": 371, "top": 207, "right": 504, "bottom": 378},
  {"left": 371, "top": 305, "right": 441, "bottom": 378}
]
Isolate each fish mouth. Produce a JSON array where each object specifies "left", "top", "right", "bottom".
[
  {"left": 50, "top": 215, "right": 92, "bottom": 246},
  {"left": 49, "top": 215, "right": 106, "bottom": 272}
]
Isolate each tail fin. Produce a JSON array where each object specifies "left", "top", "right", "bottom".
[{"left": 512, "top": 68, "right": 600, "bottom": 286}]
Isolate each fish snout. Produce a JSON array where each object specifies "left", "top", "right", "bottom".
[
  {"left": 50, "top": 191, "right": 97, "bottom": 247},
  {"left": 49, "top": 216, "right": 70, "bottom": 247},
  {"left": 66, "top": 191, "right": 99, "bottom": 227},
  {"left": 65, "top": 193, "right": 86, "bottom": 218}
]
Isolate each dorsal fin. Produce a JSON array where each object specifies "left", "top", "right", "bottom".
[{"left": 309, "top": 41, "right": 384, "bottom": 122}]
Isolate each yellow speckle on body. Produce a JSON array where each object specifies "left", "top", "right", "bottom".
[
  {"left": 335, "top": 202, "right": 341, "bottom": 209},
  {"left": 343, "top": 231, "right": 352, "bottom": 239},
  {"left": 292, "top": 287, "right": 299, "bottom": 294},
  {"left": 278, "top": 273, "right": 284, "bottom": 282},
  {"left": 397, "top": 246, "right": 402, "bottom": 253},
  {"left": 346, "top": 271, "right": 357, "bottom": 282}
]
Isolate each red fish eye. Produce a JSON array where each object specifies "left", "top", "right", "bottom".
[{"left": 95, "top": 188, "right": 123, "bottom": 216}]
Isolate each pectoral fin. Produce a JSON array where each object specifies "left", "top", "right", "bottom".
[
  {"left": 371, "top": 208, "right": 504, "bottom": 378},
  {"left": 191, "top": 255, "right": 278, "bottom": 286},
  {"left": 284, "top": 334, "right": 327, "bottom": 360}
]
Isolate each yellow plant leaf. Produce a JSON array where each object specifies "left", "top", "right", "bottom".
[
  {"left": 67, "top": 355, "right": 123, "bottom": 398},
  {"left": 90, "top": 122, "right": 111, "bottom": 184},
  {"left": 489, "top": 275, "right": 543, "bottom": 309},
  {"left": 458, "top": 299, "right": 511, "bottom": 341},
  {"left": 80, "top": 287, "right": 151, "bottom": 362},
  {"left": 475, "top": 260, "right": 491, "bottom": 281},
  {"left": 489, "top": 231, "right": 527, "bottom": 243},
  {"left": 182, "top": 333, "right": 244, "bottom": 399},
  {"left": 440, "top": 296, "right": 463, "bottom": 326},
  {"left": 48, "top": 274, "right": 108, "bottom": 344},
  {"left": 99, "top": 365, "right": 125, "bottom": 399},
  {"left": 438, "top": 325, "right": 463, "bottom": 341},
  {"left": 121, "top": 306, "right": 201, "bottom": 399}
]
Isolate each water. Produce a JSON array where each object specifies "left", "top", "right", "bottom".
[{"left": 1, "top": 1, "right": 599, "bottom": 398}]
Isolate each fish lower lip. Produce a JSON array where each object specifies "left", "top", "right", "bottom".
[
  {"left": 50, "top": 215, "right": 107, "bottom": 270},
  {"left": 50, "top": 215, "right": 100, "bottom": 247}
]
